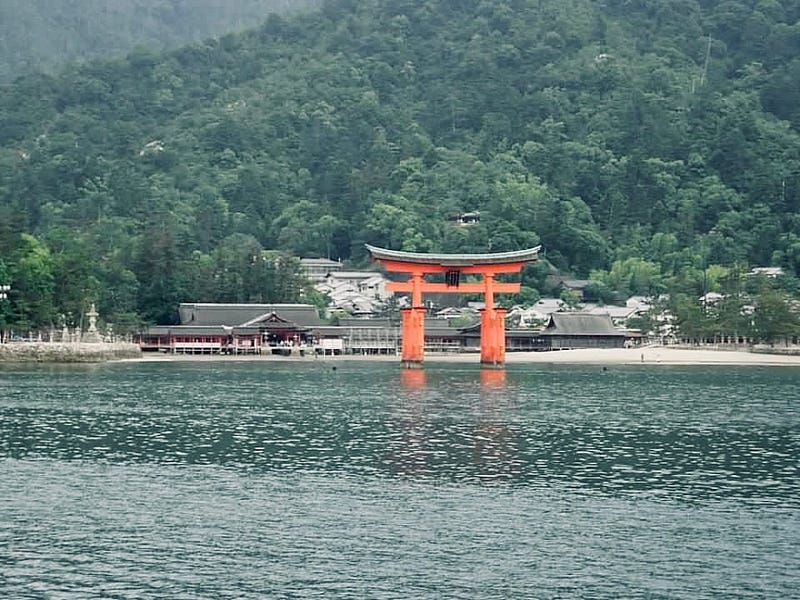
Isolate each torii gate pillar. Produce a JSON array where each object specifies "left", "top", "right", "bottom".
[{"left": 366, "top": 244, "right": 540, "bottom": 368}]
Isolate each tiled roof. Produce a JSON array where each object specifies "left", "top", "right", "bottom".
[
  {"left": 145, "top": 325, "right": 233, "bottom": 335},
  {"left": 178, "top": 303, "right": 322, "bottom": 327},
  {"left": 588, "top": 305, "right": 638, "bottom": 319},
  {"left": 540, "top": 313, "right": 625, "bottom": 336}
]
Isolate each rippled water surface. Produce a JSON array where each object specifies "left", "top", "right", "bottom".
[{"left": 1, "top": 361, "right": 798, "bottom": 598}]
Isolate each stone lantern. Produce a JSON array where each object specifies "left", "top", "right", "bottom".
[{"left": 82, "top": 303, "right": 102, "bottom": 343}]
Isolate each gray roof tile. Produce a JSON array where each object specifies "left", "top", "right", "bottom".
[{"left": 540, "top": 313, "right": 625, "bottom": 336}]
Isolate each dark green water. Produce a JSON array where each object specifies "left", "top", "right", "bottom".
[{"left": 1, "top": 361, "right": 798, "bottom": 598}]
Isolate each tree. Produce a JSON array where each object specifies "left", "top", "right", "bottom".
[
  {"left": 0, "top": 0, "right": 800, "bottom": 328},
  {"left": 363, "top": 198, "right": 435, "bottom": 252},
  {"left": 752, "top": 286, "right": 800, "bottom": 344},
  {"left": 271, "top": 201, "right": 347, "bottom": 258},
  {"left": 592, "top": 257, "right": 665, "bottom": 297},
  {"left": 669, "top": 293, "right": 706, "bottom": 340},
  {"left": 46, "top": 229, "right": 101, "bottom": 325},
  {"left": 134, "top": 217, "right": 182, "bottom": 324},
  {"left": 8, "top": 234, "right": 56, "bottom": 329}
]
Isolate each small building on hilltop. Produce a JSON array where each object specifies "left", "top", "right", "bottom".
[
  {"left": 538, "top": 313, "right": 626, "bottom": 349},
  {"left": 748, "top": 266, "right": 784, "bottom": 278},
  {"left": 546, "top": 275, "right": 597, "bottom": 300},
  {"left": 453, "top": 211, "right": 481, "bottom": 226}
]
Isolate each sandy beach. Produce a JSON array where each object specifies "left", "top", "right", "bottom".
[
  {"left": 123, "top": 346, "right": 800, "bottom": 367},
  {"left": 502, "top": 346, "right": 800, "bottom": 366}
]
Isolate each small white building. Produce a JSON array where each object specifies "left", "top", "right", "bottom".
[
  {"left": 300, "top": 257, "right": 343, "bottom": 282},
  {"left": 749, "top": 267, "right": 784, "bottom": 278},
  {"left": 699, "top": 292, "right": 724, "bottom": 306},
  {"left": 315, "top": 270, "right": 390, "bottom": 317},
  {"left": 588, "top": 296, "right": 652, "bottom": 327},
  {"left": 322, "top": 271, "right": 390, "bottom": 300},
  {"left": 504, "top": 298, "right": 571, "bottom": 328}
]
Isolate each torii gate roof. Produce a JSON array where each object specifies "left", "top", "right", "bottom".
[{"left": 365, "top": 244, "right": 541, "bottom": 267}]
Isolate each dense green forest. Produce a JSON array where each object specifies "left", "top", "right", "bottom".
[
  {"left": 1, "top": 0, "right": 800, "bottom": 338},
  {"left": 0, "top": 0, "right": 320, "bottom": 82}
]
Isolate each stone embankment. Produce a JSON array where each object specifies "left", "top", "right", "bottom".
[
  {"left": 0, "top": 342, "right": 141, "bottom": 363},
  {"left": 751, "top": 345, "right": 800, "bottom": 356}
]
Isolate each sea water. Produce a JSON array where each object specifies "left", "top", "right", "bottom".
[{"left": 1, "top": 361, "right": 798, "bottom": 598}]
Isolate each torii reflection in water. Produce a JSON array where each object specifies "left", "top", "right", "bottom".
[{"left": 388, "top": 368, "right": 518, "bottom": 481}]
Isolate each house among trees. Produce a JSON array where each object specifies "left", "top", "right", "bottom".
[
  {"left": 507, "top": 298, "right": 570, "bottom": 326},
  {"left": 314, "top": 269, "right": 391, "bottom": 317},
  {"left": 587, "top": 296, "right": 651, "bottom": 327},
  {"left": 453, "top": 211, "right": 481, "bottom": 226},
  {"left": 546, "top": 275, "right": 597, "bottom": 300}
]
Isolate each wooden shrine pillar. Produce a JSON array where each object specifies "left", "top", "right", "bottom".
[
  {"left": 400, "top": 307, "right": 426, "bottom": 367},
  {"left": 480, "top": 273, "right": 503, "bottom": 366},
  {"left": 480, "top": 307, "right": 507, "bottom": 367},
  {"left": 400, "top": 271, "right": 426, "bottom": 368}
]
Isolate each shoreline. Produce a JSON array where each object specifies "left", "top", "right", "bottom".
[
  {"left": 3, "top": 342, "right": 800, "bottom": 367},
  {"left": 0, "top": 342, "right": 141, "bottom": 363},
  {"left": 120, "top": 346, "right": 800, "bottom": 367}
]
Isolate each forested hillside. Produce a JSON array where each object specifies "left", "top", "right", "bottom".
[
  {"left": 1, "top": 0, "right": 800, "bottom": 333},
  {"left": 0, "top": 0, "right": 320, "bottom": 81}
]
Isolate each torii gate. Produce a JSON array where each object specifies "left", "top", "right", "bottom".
[{"left": 366, "top": 244, "right": 540, "bottom": 368}]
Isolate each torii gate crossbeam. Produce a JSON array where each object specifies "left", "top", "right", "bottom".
[{"left": 366, "top": 244, "right": 540, "bottom": 368}]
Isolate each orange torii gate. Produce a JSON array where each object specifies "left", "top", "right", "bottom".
[{"left": 366, "top": 244, "right": 540, "bottom": 368}]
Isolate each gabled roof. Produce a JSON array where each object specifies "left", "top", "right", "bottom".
[
  {"left": 240, "top": 311, "right": 292, "bottom": 327},
  {"left": 178, "top": 303, "right": 322, "bottom": 327},
  {"left": 588, "top": 305, "right": 639, "bottom": 319},
  {"left": 540, "top": 313, "right": 625, "bottom": 336}
]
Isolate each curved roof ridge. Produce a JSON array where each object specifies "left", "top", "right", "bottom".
[{"left": 365, "top": 244, "right": 540, "bottom": 266}]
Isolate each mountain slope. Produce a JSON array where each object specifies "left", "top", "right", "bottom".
[{"left": 0, "top": 0, "right": 799, "bottom": 328}]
